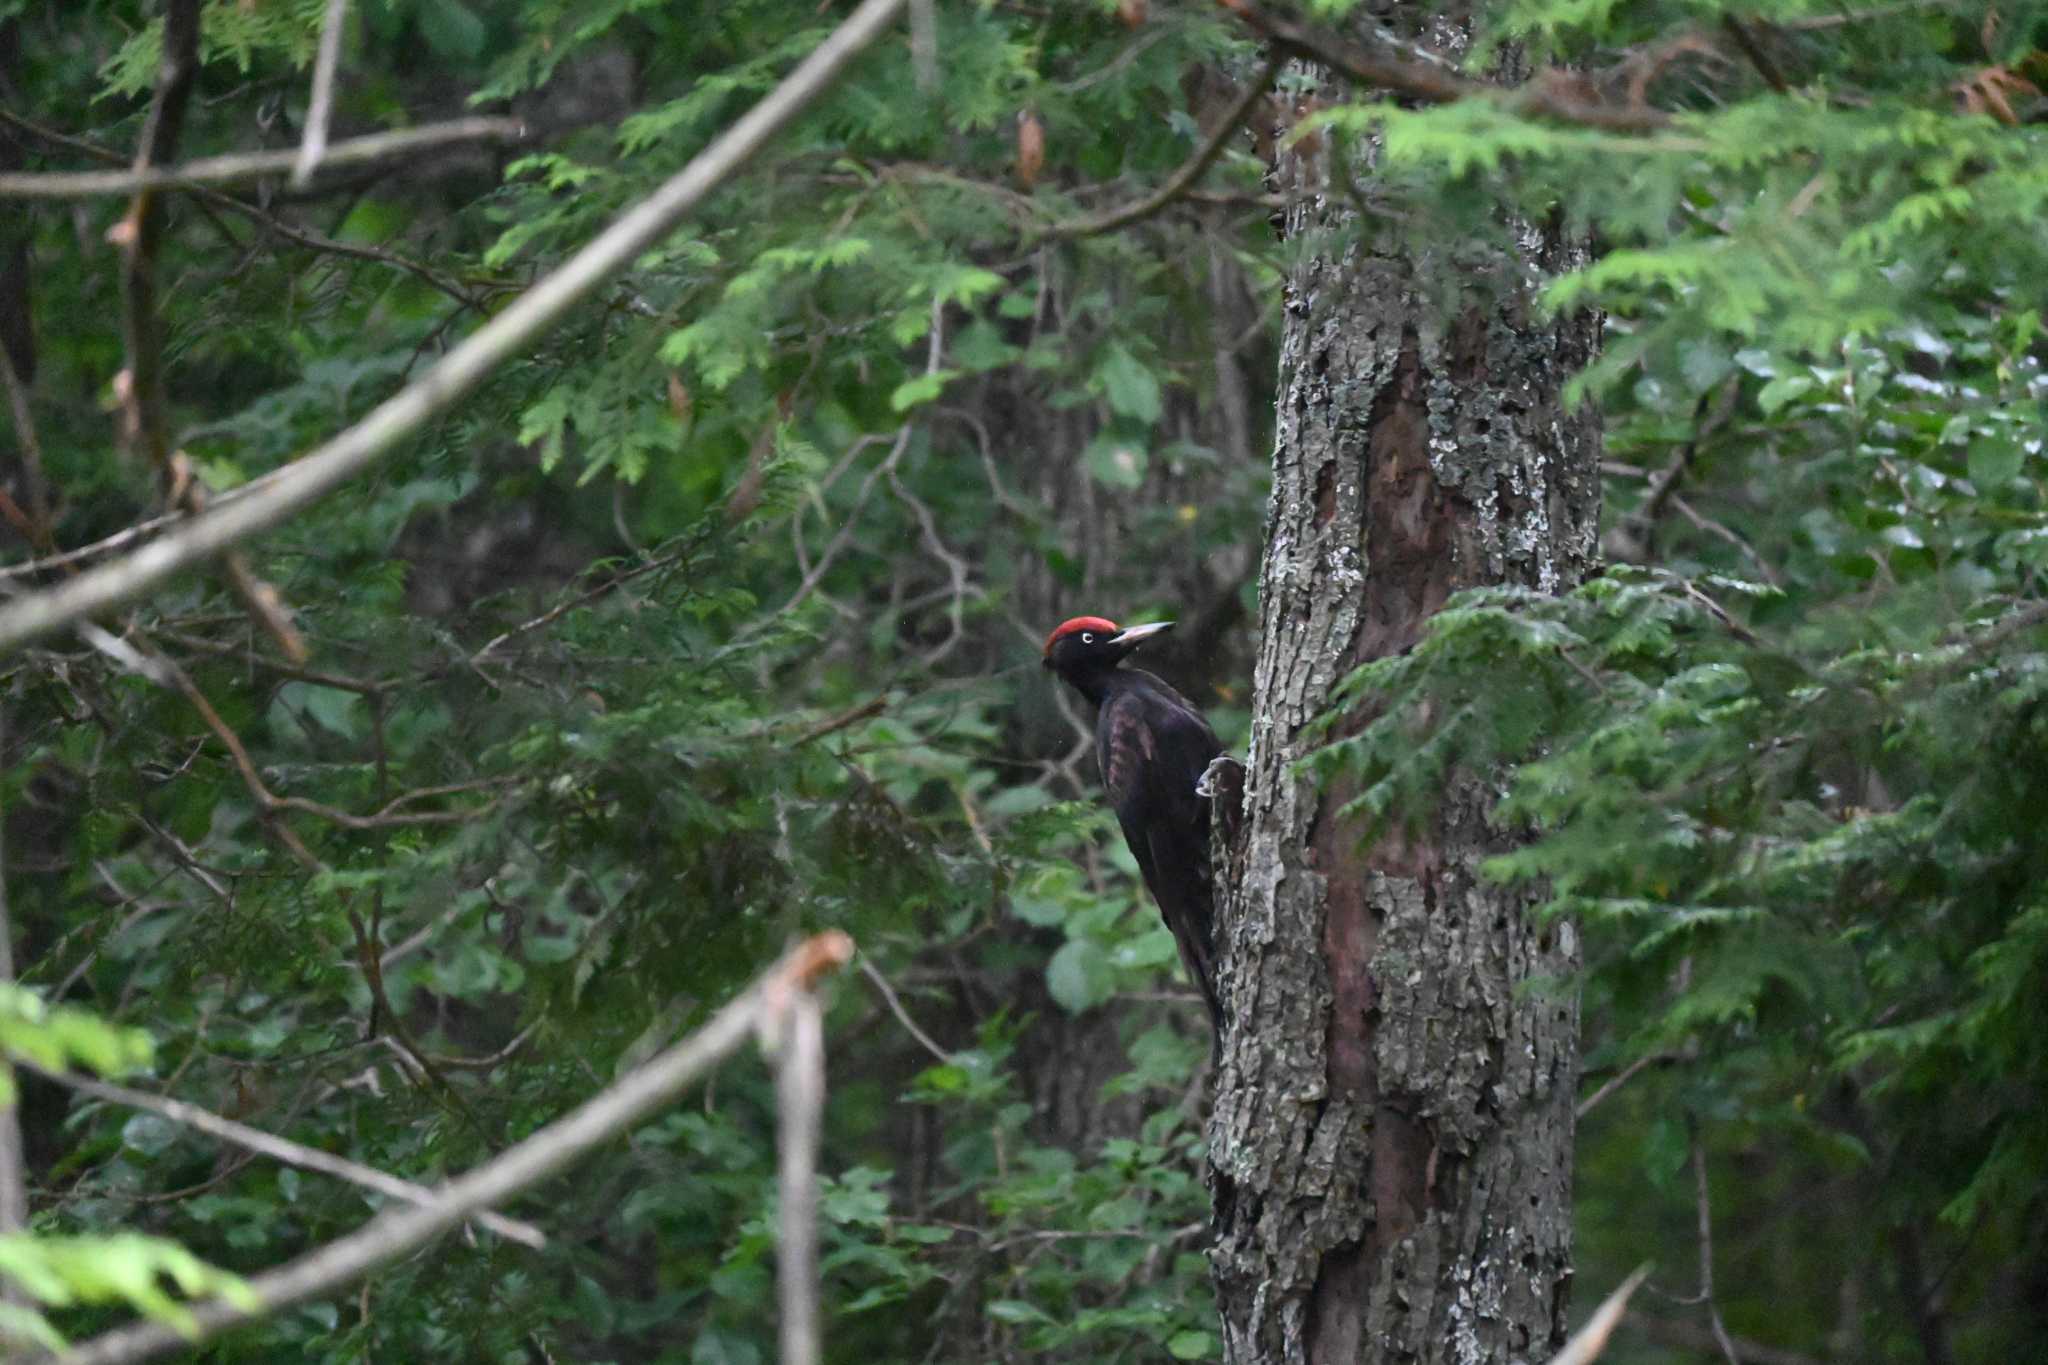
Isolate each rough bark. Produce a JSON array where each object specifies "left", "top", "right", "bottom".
[{"left": 1206, "top": 80, "right": 1602, "bottom": 1365}]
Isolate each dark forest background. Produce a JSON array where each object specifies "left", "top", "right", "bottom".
[{"left": 1, "top": 0, "right": 2045, "bottom": 1360}]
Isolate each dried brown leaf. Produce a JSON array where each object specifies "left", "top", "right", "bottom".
[{"left": 1015, "top": 110, "right": 1045, "bottom": 190}]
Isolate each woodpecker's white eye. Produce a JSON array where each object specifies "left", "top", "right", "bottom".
[{"left": 1081, "top": 632, "right": 1095, "bottom": 644}]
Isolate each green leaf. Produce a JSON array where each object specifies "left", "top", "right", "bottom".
[
  {"left": 1168, "top": 1329, "right": 1218, "bottom": 1359},
  {"left": 1096, "top": 344, "right": 1163, "bottom": 424},
  {"left": 691, "top": 1327, "right": 763, "bottom": 1365},
  {"left": 1047, "top": 939, "right": 1115, "bottom": 1013},
  {"left": 1085, "top": 436, "right": 1148, "bottom": 490},
  {"left": 283, "top": 683, "right": 367, "bottom": 742},
  {"left": 1755, "top": 375, "right": 1813, "bottom": 414},
  {"left": 417, "top": 0, "right": 487, "bottom": 59},
  {"left": 1968, "top": 438, "right": 2024, "bottom": 487},
  {"left": 987, "top": 1298, "right": 1056, "bottom": 1325},
  {"left": 890, "top": 371, "right": 955, "bottom": 413},
  {"left": 1678, "top": 340, "right": 1732, "bottom": 392}
]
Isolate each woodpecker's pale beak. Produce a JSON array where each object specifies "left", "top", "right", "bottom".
[{"left": 1113, "top": 621, "right": 1175, "bottom": 649}]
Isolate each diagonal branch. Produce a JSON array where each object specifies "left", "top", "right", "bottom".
[
  {"left": 24, "top": 1064, "right": 544, "bottom": 1248},
  {"left": 1604, "top": 374, "right": 1741, "bottom": 566},
  {"left": 857, "top": 952, "right": 954, "bottom": 1065},
  {"left": 52, "top": 933, "right": 854, "bottom": 1365},
  {"left": 1, "top": 334, "right": 51, "bottom": 551},
  {"left": 471, "top": 539, "right": 702, "bottom": 669},
  {"left": 0, "top": 117, "right": 527, "bottom": 200},
  {"left": 1576, "top": 1049, "right": 1685, "bottom": 1120},
  {"left": 1550, "top": 1266, "right": 1653, "bottom": 1365},
  {"left": 0, "top": 0, "right": 911, "bottom": 655},
  {"left": 111, "top": 0, "right": 307, "bottom": 664},
  {"left": 112, "top": 0, "right": 200, "bottom": 482},
  {"left": 293, "top": 0, "right": 351, "bottom": 187},
  {"left": 1040, "top": 56, "right": 1282, "bottom": 241},
  {"left": 1216, "top": 0, "right": 1674, "bottom": 133}
]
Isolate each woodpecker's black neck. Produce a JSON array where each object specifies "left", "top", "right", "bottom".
[{"left": 1060, "top": 662, "right": 1165, "bottom": 711}]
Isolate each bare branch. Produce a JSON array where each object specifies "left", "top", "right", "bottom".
[
  {"left": 0, "top": 0, "right": 911, "bottom": 654},
  {"left": 53, "top": 933, "right": 854, "bottom": 1365},
  {"left": 0, "top": 704, "right": 31, "bottom": 1351},
  {"left": 774, "top": 985, "right": 826, "bottom": 1365},
  {"left": 0, "top": 117, "right": 526, "bottom": 200},
  {"left": 0, "top": 706, "right": 25, "bottom": 1237},
  {"left": 293, "top": 0, "right": 351, "bottom": 187},
  {"left": 25, "top": 1064, "right": 543, "bottom": 1248}
]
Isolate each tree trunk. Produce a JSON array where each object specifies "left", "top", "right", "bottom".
[{"left": 1206, "top": 92, "right": 1603, "bottom": 1363}]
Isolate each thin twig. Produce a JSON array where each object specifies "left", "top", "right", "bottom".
[
  {"left": 0, "top": 0, "right": 912, "bottom": 654},
  {"left": 24, "top": 1064, "right": 544, "bottom": 1248},
  {"left": 99, "top": 634, "right": 465, "bottom": 1118},
  {"left": 153, "top": 651, "right": 488, "bottom": 836},
  {"left": 778, "top": 425, "right": 914, "bottom": 619},
  {"left": 1576, "top": 1050, "right": 1684, "bottom": 1119},
  {"left": 471, "top": 543, "right": 697, "bottom": 667},
  {"left": 1692, "top": 1118, "right": 1742, "bottom": 1365},
  {"left": 52, "top": 933, "right": 854, "bottom": 1365},
  {"left": 775, "top": 297, "right": 942, "bottom": 625},
  {"left": 1606, "top": 375, "right": 1741, "bottom": 567},
  {"left": 857, "top": 954, "right": 954, "bottom": 1064},
  {"left": 0, "top": 335, "right": 51, "bottom": 549},
  {"left": 0, "top": 108, "right": 483, "bottom": 306},
  {"left": 789, "top": 696, "right": 887, "bottom": 747},
  {"left": 1669, "top": 494, "right": 1782, "bottom": 587},
  {"left": 419, "top": 1022, "right": 539, "bottom": 1072},
  {"left": 1947, "top": 598, "right": 2048, "bottom": 664},
  {"left": 1040, "top": 57, "right": 1281, "bottom": 241},
  {"left": 0, "top": 117, "right": 525, "bottom": 199},
  {"left": 293, "top": 0, "right": 351, "bottom": 187}
]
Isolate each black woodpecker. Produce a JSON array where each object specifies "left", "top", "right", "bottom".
[{"left": 1042, "top": 616, "right": 1225, "bottom": 1049}]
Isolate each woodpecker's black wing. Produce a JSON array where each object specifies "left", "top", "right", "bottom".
[{"left": 1097, "top": 671, "right": 1225, "bottom": 1034}]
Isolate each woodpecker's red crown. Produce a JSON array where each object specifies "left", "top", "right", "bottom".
[{"left": 1043, "top": 615, "right": 1120, "bottom": 657}]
